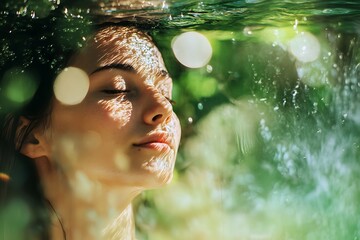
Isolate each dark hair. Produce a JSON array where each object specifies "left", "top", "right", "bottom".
[
  {"left": 0, "top": 11, "right": 93, "bottom": 239},
  {"left": 0, "top": 7, "right": 159, "bottom": 237}
]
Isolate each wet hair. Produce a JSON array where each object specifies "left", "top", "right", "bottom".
[{"left": 0, "top": 11, "right": 156, "bottom": 239}]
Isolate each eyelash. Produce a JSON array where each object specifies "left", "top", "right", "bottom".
[
  {"left": 102, "top": 89, "right": 130, "bottom": 94},
  {"left": 102, "top": 90, "right": 176, "bottom": 106},
  {"left": 166, "top": 97, "right": 176, "bottom": 106}
]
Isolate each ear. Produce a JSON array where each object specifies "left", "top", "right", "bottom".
[{"left": 17, "top": 117, "right": 49, "bottom": 159}]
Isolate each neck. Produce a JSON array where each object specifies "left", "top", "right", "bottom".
[{"left": 43, "top": 170, "right": 142, "bottom": 240}]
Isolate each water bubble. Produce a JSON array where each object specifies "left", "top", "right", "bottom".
[
  {"left": 289, "top": 32, "right": 320, "bottom": 63},
  {"left": 197, "top": 103, "right": 203, "bottom": 110},
  {"left": 53, "top": 67, "right": 89, "bottom": 105},
  {"left": 188, "top": 117, "right": 193, "bottom": 124},
  {"left": 172, "top": 31, "right": 212, "bottom": 68}
]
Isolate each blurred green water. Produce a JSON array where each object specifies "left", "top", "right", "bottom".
[{"left": 1, "top": 0, "right": 360, "bottom": 239}]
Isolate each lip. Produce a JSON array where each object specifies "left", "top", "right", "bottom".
[{"left": 133, "top": 132, "right": 174, "bottom": 150}]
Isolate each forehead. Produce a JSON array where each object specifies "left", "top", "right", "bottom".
[{"left": 68, "top": 26, "right": 166, "bottom": 76}]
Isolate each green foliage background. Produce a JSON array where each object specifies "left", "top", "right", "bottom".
[
  {"left": 140, "top": 12, "right": 360, "bottom": 239},
  {"left": 1, "top": 1, "right": 360, "bottom": 239}
]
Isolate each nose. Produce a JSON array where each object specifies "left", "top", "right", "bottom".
[{"left": 143, "top": 91, "right": 173, "bottom": 126}]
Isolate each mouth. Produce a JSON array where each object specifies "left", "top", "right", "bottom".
[{"left": 133, "top": 132, "right": 173, "bottom": 151}]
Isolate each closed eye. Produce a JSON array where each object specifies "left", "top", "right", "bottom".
[{"left": 102, "top": 89, "right": 130, "bottom": 94}]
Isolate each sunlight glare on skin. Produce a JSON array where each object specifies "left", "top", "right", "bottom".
[
  {"left": 171, "top": 31, "right": 213, "bottom": 68},
  {"left": 53, "top": 67, "right": 90, "bottom": 105},
  {"left": 144, "top": 76, "right": 155, "bottom": 86},
  {"left": 102, "top": 206, "right": 133, "bottom": 240},
  {"left": 82, "top": 131, "right": 102, "bottom": 150},
  {"left": 289, "top": 31, "right": 320, "bottom": 63},
  {"left": 98, "top": 75, "right": 132, "bottom": 128},
  {"left": 164, "top": 115, "right": 178, "bottom": 133},
  {"left": 98, "top": 97, "right": 132, "bottom": 128},
  {"left": 142, "top": 153, "right": 174, "bottom": 184},
  {"left": 95, "top": 27, "right": 164, "bottom": 78},
  {"left": 56, "top": 135, "right": 78, "bottom": 165},
  {"left": 70, "top": 171, "right": 98, "bottom": 202},
  {"left": 114, "top": 75, "right": 126, "bottom": 89},
  {"left": 114, "top": 152, "right": 130, "bottom": 172}
]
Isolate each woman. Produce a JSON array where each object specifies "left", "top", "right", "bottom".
[{"left": 0, "top": 23, "right": 181, "bottom": 239}]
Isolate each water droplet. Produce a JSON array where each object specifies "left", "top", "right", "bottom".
[
  {"left": 197, "top": 103, "right": 203, "bottom": 110},
  {"left": 187, "top": 117, "right": 193, "bottom": 124}
]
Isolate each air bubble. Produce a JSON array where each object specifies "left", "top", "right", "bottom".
[{"left": 198, "top": 103, "right": 203, "bottom": 110}]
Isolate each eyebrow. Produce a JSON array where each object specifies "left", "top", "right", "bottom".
[
  {"left": 90, "top": 63, "right": 170, "bottom": 79},
  {"left": 90, "top": 63, "right": 136, "bottom": 75}
]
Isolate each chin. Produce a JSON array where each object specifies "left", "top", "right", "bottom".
[
  {"left": 139, "top": 157, "right": 175, "bottom": 188},
  {"left": 155, "top": 170, "right": 174, "bottom": 186}
]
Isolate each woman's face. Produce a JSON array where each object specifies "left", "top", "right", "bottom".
[{"left": 45, "top": 27, "right": 181, "bottom": 188}]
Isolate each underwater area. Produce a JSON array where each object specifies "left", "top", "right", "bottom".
[{"left": 1, "top": 0, "right": 360, "bottom": 239}]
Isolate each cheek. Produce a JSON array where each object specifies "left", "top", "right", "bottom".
[
  {"left": 98, "top": 96, "right": 133, "bottom": 128},
  {"left": 169, "top": 113, "right": 182, "bottom": 149}
]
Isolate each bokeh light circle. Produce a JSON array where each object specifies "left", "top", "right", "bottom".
[
  {"left": 2, "top": 68, "right": 39, "bottom": 105},
  {"left": 172, "top": 31, "right": 213, "bottom": 68},
  {"left": 54, "top": 67, "right": 89, "bottom": 105},
  {"left": 289, "top": 31, "right": 320, "bottom": 63}
]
